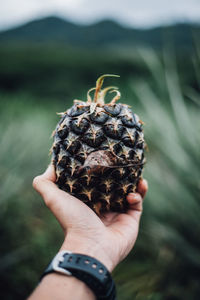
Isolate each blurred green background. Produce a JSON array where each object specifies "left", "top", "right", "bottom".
[{"left": 0, "top": 11, "right": 200, "bottom": 300}]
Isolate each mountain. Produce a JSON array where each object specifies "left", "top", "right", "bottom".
[{"left": 0, "top": 16, "right": 199, "bottom": 50}]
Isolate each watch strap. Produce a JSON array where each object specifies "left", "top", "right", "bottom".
[{"left": 40, "top": 251, "right": 116, "bottom": 300}]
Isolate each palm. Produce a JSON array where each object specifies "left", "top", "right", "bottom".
[
  {"left": 33, "top": 165, "right": 147, "bottom": 269},
  {"left": 102, "top": 211, "right": 140, "bottom": 244}
]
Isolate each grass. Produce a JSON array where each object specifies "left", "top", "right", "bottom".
[
  {"left": 115, "top": 47, "right": 200, "bottom": 300},
  {"left": 0, "top": 45, "right": 199, "bottom": 299}
]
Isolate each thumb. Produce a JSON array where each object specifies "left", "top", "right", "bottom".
[
  {"left": 36, "top": 163, "right": 56, "bottom": 182},
  {"left": 32, "top": 164, "right": 67, "bottom": 210},
  {"left": 32, "top": 164, "right": 90, "bottom": 231},
  {"left": 32, "top": 164, "right": 58, "bottom": 200},
  {"left": 32, "top": 164, "right": 78, "bottom": 207}
]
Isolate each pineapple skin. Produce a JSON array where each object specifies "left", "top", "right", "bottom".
[{"left": 51, "top": 102, "right": 145, "bottom": 215}]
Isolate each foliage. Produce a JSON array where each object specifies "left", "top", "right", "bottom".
[
  {"left": 0, "top": 44, "right": 199, "bottom": 299},
  {"left": 115, "top": 47, "right": 200, "bottom": 300},
  {"left": 0, "top": 16, "right": 199, "bottom": 51}
]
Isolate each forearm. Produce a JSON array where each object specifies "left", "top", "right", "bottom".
[
  {"left": 28, "top": 273, "right": 95, "bottom": 300},
  {"left": 28, "top": 236, "right": 114, "bottom": 300}
]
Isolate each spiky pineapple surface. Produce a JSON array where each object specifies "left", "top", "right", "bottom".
[{"left": 51, "top": 75, "right": 145, "bottom": 215}]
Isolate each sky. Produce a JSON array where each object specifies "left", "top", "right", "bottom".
[{"left": 1, "top": 0, "right": 200, "bottom": 30}]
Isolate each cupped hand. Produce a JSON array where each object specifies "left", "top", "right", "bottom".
[{"left": 33, "top": 164, "right": 148, "bottom": 272}]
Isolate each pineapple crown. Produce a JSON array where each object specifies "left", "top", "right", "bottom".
[{"left": 86, "top": 74, "right": 121, "bottom": 106}]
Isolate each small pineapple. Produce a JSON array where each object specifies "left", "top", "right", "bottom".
[{"left": 51, "top": 75, "right": 145, "bottom": 215}]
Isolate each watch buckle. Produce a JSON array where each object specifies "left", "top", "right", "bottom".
[{"left": 52, "top": 250, "right": 72, "bottom": 276}]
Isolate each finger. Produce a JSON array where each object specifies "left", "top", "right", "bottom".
[
  {"left": 38, "top": 164, "right": 56, "bottom": 182},
  {"left": 126, "top": 192, "right": 143, "bottom": 223},
  {"left": 128, "top": 201, "right": 143, "bottom": 212},
  {"left": 137, "top": 178, "right": 148, "bottom": 198},
  {"left": 126, "top": 192, "right": 142, "bottom": 205},
  {"left": 110, "top": 193, "right": 143, "bottom": 230}
]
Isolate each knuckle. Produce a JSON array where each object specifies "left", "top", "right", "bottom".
[{"left": 32, "top": 175, "right": 42, "bottom": 189}]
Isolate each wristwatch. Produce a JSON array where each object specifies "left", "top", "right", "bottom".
[{"left": 40, "top": 250, "right": 117, "bottom": 300}]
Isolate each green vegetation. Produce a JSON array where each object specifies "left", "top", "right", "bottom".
[
  {"left": 0, "top": 42, "right": 199, "bottom": 300},
  {"left": 0, "top": 16, "right": 199, "bottom": 51}
]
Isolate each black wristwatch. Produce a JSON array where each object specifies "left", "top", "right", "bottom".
[{"left": 40, "top": 251, "right": 117, "bottom": 300}]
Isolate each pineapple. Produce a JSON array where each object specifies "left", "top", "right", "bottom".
[{"left": 51, "top": 75, "right": 145, "bottom": 215}]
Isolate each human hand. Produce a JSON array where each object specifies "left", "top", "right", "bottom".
[{"left": 33, "top": 164, "right": 148, "bottom": 272}]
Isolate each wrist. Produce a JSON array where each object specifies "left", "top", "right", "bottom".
[
  {"left": 39, "top": 250, "right": 117, "bottom": 300},
  {"left": 60, "top": 234, "right": 115, "bottom": 272},
  {"left": 29, "top": 271, "right": 96, "bottom": 300}
]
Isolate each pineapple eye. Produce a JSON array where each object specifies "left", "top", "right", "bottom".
[
  {"left": 56, "top": 169, "right": 67, "bottom": 186},
  {"left": 63, "top": 139, "right": 81, "bottom": 154},
  {"left": 52, "top": 143, "right": 60, "bottom": 155},
  {"left": 64, "top": 159, "right": 82, "bottom": 178},
  {"left": 82, "top": 129, "right": 106, "bottom": 148},
  {"left": 104, "top": 103, "right": 121, "bottom": 116},
  {"left": 122, "top": 136, "right": 136, "bottom": 148},
  {"left": 78, "top": 189, "right": 101, "bottom": 203},
  {"left": 103, "top": 123, "right": 124, "bottom": 139},
  {"left": 70, "top": 118, "right": 89, "bottom": 135},
  {"left": 98, "top": 181, "right": 117, "bottom": 193},
  {"left": 111, "top": 167, "right": 129, "bottom": 180},
  {"left": 128, "top": 167, "right": 141, "bottom": 182},
  {"left": 90, "top": 111, "right": 109, "bottom": 124},
  {"left": 57, "top": 155, "right": 71, "bottom": 168},
  {"left": 127, "top": 149, "right": 135, "bottom": 160},
  {"left": 121, "top": 128, "right": 137, "bottom": 148},
  {"left": 57, "top": 125, "right": 69, "bottom": 139},
  {"left": 112, "top": 142, "right": 123, "bottom": 155},
  {"left": 64, "top": 179, "right": 81, "bottom": 194},
  {"left": 79, "top": 173, "right": 100, "bottom": 187},
  {"left": 121, "top": 114, "right": 136, "bottom": 128},
  {"left": 68, "top": 104, "right": 89, "bottom": 117}
]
